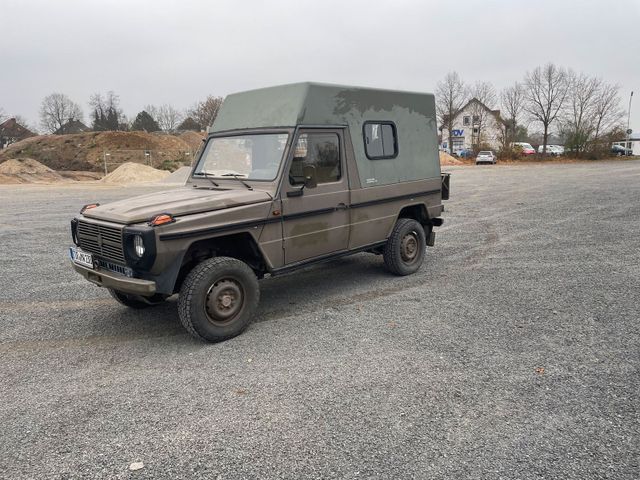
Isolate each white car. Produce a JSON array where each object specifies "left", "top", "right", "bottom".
[
  {"left": 475, "top": 151, "right": 497, "bottom": 164},
  {"left": 538, "top": 144, "right": 564, "bottom": 156}
]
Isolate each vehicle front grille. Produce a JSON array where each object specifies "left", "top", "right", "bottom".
[{"left": 77, "top": 220, "right": 125, "bottom": 265}]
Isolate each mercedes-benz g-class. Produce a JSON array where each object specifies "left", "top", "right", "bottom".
[{"left": 69, "top": 82, "right": 450, "bottom": 342}]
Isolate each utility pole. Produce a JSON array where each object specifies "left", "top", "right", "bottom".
[{"left": 626, "top": 91, "right": 634, "bottom": 155}]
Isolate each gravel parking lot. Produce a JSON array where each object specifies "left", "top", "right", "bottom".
[{"left": 1, "top": 161, "right": 638, "bottom": 479}]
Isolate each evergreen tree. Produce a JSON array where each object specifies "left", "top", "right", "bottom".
[
  {"left": 177, "top": 116, "right": 202, "bottom": 131},
  {"left": 131, "top": 111, "right": 160, "bottom": 132},
  {"left": 89, "top": 91, "right": 124, "bottom": 131}
]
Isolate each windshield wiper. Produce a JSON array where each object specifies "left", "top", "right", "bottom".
[
  {"left": 221, "top": 173, "right": 253, "bottom": 191},
  {"left": 194, "top": 171, "right": 220, "bottom": 187}
]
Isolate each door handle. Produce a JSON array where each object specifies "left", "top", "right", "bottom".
[{"left": 336, "top": 203, "right": 348, "bottom": 210}]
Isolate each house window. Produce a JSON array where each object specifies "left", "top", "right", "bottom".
[
  {"left": 463, "top": 116, "right": 471, "bottom": 126},
  {"left": 472, "top": 115, "right": 480, "bottom": 124},
  {"left": 473, "top": 127, "right": 479, "bottom": 134},
  {"left": 363, "top": 122, "right": 398, "bottom": 159}
]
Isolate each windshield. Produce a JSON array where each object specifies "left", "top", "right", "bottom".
[
  {"left": 479, "top": 151, "right": 491, "bottom": 155},
  {"left": 194, "top": 133, "right": 289, "bottom": 181}
]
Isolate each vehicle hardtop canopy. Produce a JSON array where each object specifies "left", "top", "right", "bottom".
[{"left": 210, "top": 82, "right": 440, "bottom": 187}]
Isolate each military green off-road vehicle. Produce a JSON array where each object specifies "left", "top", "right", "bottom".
[{"left": 70, "top": 82, "right": 450, "bottom": 342}]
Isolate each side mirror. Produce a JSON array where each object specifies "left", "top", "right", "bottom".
[{"left": 302, "top": 165, "right": 317, "bottom": 189}]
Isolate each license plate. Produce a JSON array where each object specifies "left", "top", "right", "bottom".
[{"left": 69, "top": 247, "right": 94, "bottom": 268}]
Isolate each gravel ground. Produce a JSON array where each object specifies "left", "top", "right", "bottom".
[{"left": 1, "top": 161, "right": 638, "bottom": 479}]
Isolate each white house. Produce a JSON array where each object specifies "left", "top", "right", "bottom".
[
  {"left": 613, "top": 131, "right": 640, "bottom": 155},
  {"left": 440, "top": 98, "right": 504, "bottom": 154}
]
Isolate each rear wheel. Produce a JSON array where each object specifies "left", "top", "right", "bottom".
[
  {"left": 178, "top": 256, "right": 259, "bottom": 342},
  {"left": 383, "top": 218, "right": 427, "bottom": 276},
  {"left": 108, "top": 289, "right": 166, "bottom": 309}
]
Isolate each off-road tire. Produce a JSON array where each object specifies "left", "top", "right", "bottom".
[
  {"left": 178, "top": 256, "right": 259, "bottom": 342},
  {"left": 108, "top": 289, "right": 165, "bottom": 309},
  {"left": 383, "top": 218, "right": 427, "bottom": 276}
]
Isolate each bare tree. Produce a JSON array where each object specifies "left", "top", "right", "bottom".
[
  {"left": 147, "top": 104, "right": 183, "bottom": 132},
  {"left": 435, "top": 72, "right": 467, "bottom": 154},
  {"left": 592, "top": 82, "right": 624, "bottom": 142},
  {"left": 39, "top": 93, "right": 83, "bottom": 134},
  {"left": 187, "top": 96, "right": 224, "bottom": 130},
  {"left": 0, "top": 107, "right": 7, "bottom": 123},
  {"left": 500, "top": 82, "right": 525, "bottom": 148},
  {"left": 523, "top": 63, "right": 569, "bottom": 154},
  {"left": 561, "top": 71, "right": 600, "bottom": 152},
  {"left": 89, "top": 91, "right": 124, "bottom": 131},
  {"left": 468, "top": 81, "right": 497, "bottom": 148},
  {"left": 14, "top": 115, "right": 39, "bottom": 134}
]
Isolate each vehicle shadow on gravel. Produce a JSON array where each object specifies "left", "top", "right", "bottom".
[
  {"left": 254, "top": 253, "right": 409, "bottom": 322},
  {"left": 97, "top": 253, "right": 414, "bottom": 343},
  {"left": 103, "top": 254, "right": 390, "bottom": 342}
]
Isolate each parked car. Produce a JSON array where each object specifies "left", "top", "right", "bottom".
[
  {"left": 611, "top": 144, "right": 632, "bottom": 156},
  {"left": 512, "top": 142, "right": 536, "bottom": 155},
  {"left": 537, "top": 144, "right": 564, "bottom": 156},
  {"left": 68, "top": 82, "right": 449, "bottom": 343},
  {"left": 475, "top": 151, "right": 497, "bottom": 164},
  {"left": 457, "top": 148, "right": 474, "bottom": 158}
]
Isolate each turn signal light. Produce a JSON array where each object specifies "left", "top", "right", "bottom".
[
  {"left": 80, "top": 203, "right": 100, "bottom": 214},
  {"left": 148, "top": 213, "right": 175, "bottom": 227}
]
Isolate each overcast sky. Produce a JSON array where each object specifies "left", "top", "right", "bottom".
[{"left": 2, "top": 0, "right": 639, "bottom": 133}]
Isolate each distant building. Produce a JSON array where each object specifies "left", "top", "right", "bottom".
[
  {"left": 0, "top": 118, "right": 36, "bottom": 149},
  {"left": 54, "top": 119, "right": 90, "bottom": 135},
  {"left": 440, "top": 98, "right": 505, "bottom": 154},
  {"left": 613, "top": 131, "right": 640, "bottom": 155}
]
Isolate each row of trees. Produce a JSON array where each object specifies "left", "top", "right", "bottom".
[
  {"left": 436, "top": 63, "right": 626, "bottom": 155},
  {"left": 35, "top": 92, "right": 224, "bottom": 134}
]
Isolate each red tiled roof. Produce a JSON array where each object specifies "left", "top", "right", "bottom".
[{"left": 0, "top": 118, "right": 35, "bottom": 139}]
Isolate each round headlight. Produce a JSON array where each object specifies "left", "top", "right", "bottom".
[{"left": 133, "top": 235, "right": 145, "bottom": 257}]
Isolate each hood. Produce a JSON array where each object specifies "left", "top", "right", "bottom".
[{"left": 83, "top": 187, "right": 272, "bottom": 224}]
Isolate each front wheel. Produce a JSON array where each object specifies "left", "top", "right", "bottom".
[
  {"left": 383, "top": 218, "right": 427, "bottom": 276},
  {"left": 178, "top": 256, "right": 260, "bottom": 342}
]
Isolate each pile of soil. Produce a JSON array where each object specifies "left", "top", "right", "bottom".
[
  {"left": 439, "top": 151, "right": 464, "bottom": 166},
  {"left": 101, "top": 162, "right": 170, "bottom": 184},
  {"left": 0, "top": 158, "right": 69, "bottom": 184},
  {"left": 0, "top": 131, "right": 196, "bottom": 172},
  {"left": 178, "top": 131, "right": 206, "bottom": 150}
]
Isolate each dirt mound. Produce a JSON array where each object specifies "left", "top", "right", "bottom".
[
  {"left": 101, "top": 162, "right": 170, "bottom": 184},
  {"left": 0, "top": 157, "right": 54, "bottom": 175},
  {"left": 0, "top": 131, "right": 195, "bottom": 172},
  {"left": 178, "top": 131, "right": 206, "bottom": 150},
  {"left": 0, "top": 158, "right": 69, "bottom": 184},
  {"left": 0, "top": 174, "right": 22, "bottom": 184},
  {"left": 439, "top": 151, "right": 464, "bottom": 166}
]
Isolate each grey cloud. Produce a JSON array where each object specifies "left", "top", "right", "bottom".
[{"left": 1, "top": 0, "right": 638, "bottom": 130}]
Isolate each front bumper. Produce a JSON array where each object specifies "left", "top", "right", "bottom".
[{"left": 71, "top": 262, "right": 157, "bottom": 296}]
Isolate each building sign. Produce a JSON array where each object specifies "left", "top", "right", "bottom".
[{"left": 452, "top": 129, "right": 464, "bottom": 137}]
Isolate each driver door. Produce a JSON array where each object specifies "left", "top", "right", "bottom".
[{"left": 280, "top": 129, "right": 350, "bottom": 265}]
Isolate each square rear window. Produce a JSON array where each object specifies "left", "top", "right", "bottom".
[{"left": 363, "top": 122, "right": 398, "bottom": 159}]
